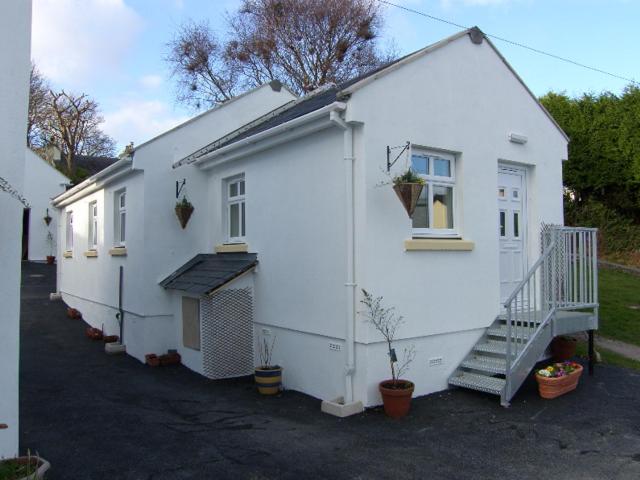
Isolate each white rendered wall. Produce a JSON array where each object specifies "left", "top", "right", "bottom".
[
  {"left": 57, "top": 84, "right": 295, "bottom": 363},
  {"left": 23, "top": 149, "right": 68, "bottom": 260},
  {"left": 346, "top": 33, "right": 567, "bottom": 404},
  {"left": 0, "top": 0, "right": 31, "bottom": 458}
]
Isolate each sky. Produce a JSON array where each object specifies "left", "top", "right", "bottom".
[{"left": 31, "top": 0, "right": 639, "bottom": 152}]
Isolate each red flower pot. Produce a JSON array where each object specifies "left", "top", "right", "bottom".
[
  {"left": 46, "top": 255, "right": 55, "bottom": 265},
  {"left": 536, "top": 364, "right": 583, "bottom": 399},
  {"left": 551, "top": 336, "right": 577, "bottom": 362},
  {"left": 145, "top": 354, "right": 160, "bottom": 367},
  {"left": 379, "top": 380, "right": 415, "bottom": 418},
  {"left": 67, "top": 308, "right": 82, "bottom": 319}
]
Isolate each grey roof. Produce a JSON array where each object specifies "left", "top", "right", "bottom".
[
  {"left": 159, "top": 253, "right": 258, "bottom": 296},
  {"left": 74, "top": 155, "right": 119, "bottom": 177}
]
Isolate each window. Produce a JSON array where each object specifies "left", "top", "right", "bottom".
[
  {"left": 411, "top": 149, "right": 457, "bottom": 236},
  {"left": 88, "top": 201, "right": 98, "bottom": 250},
  {"left": 182, "top": 297, "right": 200, "bottom": 350},
  {"left": 65, "top": 211, "right": 73, "bottom": 251},
  {"left": 115, "top": 190, "right": 126, "bottom": 246},
  {"left": 227, "top": 176, "right": 246, "bottom": 242}
]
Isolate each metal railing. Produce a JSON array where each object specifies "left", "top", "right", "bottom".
[{"left": 503, "top": 226, "right": 598, "bottom": 399}]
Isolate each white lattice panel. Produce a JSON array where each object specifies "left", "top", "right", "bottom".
[{"left": 200, "top": 287, "right": 254, "bottom": 379}]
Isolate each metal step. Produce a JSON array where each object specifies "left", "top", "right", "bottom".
[
  {"left": 474, "top": 340, "right": 508, "bottom": 356},
  {"left": 461, "top": 355, "right": 507, "bottom": 375},
  {"left": 449, "top": 372, "right": 505, "bottom": 396},
  {"left": 487, "top": 325, "right": 532, "bottom": 341}
]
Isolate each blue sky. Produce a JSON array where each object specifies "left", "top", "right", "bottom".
[{"left": 32, "top": 0, "right": 639, "bottom": 151}]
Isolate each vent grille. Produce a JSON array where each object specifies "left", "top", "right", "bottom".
[{"left": 201, "top": 287, "right": 254, "bottom": 379}]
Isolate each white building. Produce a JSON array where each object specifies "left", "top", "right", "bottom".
[
  {"left": 0, "top": 0, "right": 31, "bottom": 458},
  {"left": 54, "top": 29, "right": 598, "bottom": 413},
  {"left": 23, "top": 149, "right": 69, "bottom": 261}
]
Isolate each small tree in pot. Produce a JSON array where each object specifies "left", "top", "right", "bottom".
[
  {"left": 392, "top": 169, "right": 425, "bottom": 217},
  {"left": 361, "top": 289, "right": 416, "bottom": 418},
  {"left": 46, "top": 231, "right": 55, "bottom": 265},
  {"left": 254, "top": 335, "right": 282, "bottom": 395}
]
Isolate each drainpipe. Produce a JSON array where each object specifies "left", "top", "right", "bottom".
[{"left": 330, "top": 110, "right": 356, "bottom": 404}]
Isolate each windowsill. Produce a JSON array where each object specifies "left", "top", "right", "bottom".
[
  {"left": 215, "top": 243, "right": 249, "bottom": 253},
  {"left": 404, "top": 238, "right": 474, "bottom": 251},
  {"left": 63, "top": 251, "right": 73, "bottom": 258},
  {"left": 109, "top": 247, "right": 127, "bottom": 257},
  {"left": 84, "top": 250, "right": 98, "bottom": 258}
]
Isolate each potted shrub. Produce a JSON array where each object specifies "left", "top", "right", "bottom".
[
  {"left": 551, "top": 335, "right": 578, "bottom": 361},
  {"left": 361, "top": 289, "right": 416, "bottom": 418},
  {"left": 0, "top": 450, "right": 50, "bottom": 480},
  {"left": 535, "top": 361, "right": 583, "bottom": 399},
  {"left": 45, "top": 231, "right": 55, "bottom": 265},
  {"left": 175, "top": 197, "right": 194, "bottom": 229},
  {"left": 392, "top": 169, "right": 425, "bottom": 217},
  {"left": 254, "top": 336, "right": 282, "bottom": 395}
]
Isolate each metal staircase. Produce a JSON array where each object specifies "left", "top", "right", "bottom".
[{"left": 449, "top": 226, "right": 599, "bottom": 406}]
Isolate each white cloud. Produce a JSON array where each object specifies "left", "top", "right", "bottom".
[
  {"left": 32, "top": 0, "right": 142, "bottom": 86},
  {"left": 102, "top": 100, "right": 190, "bottom": 149},
  {"left": 139, "top": 74, "right": 163, "bottom": 89}
]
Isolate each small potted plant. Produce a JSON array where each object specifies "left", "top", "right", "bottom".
[
  {"left": 361, "top": 289, "right": 416, "bottom": 418},
  {"left": 46, "top": 231, "right": 55, "bottom": 265},
  {"left": 535, "top": 361, "right": 583, "bottom": 399},
  {"left": 550, "top": 335, "right": 578, "bottom": 361},
  {"left": 392, "top": 169, "right": 425, "bottom": 217},
  {"left": 254, "top": 336, "right": 282, "bottom": 395},
  {"left": 0, "top": 449, "right": 50, "bottom": 480},
  {"left": 175, "top": 196, "right": 194, "bottom": 229},
  {"left": 67, "top": 307, "right": 82, "bottom": 319}
]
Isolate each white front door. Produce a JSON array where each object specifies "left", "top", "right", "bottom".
[{"left": 498, "top": 167, "right": 527, "bottom": 305}]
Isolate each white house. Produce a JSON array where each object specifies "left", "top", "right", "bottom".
[
  {"left": 54, "top": 28, "right": 598, "bottom": 414},
  {"left": 23, "top": 149, "right": 69, "bottom": 261},
  {"left": 0, "top": 0, "right": 31, "bottom": 458}
]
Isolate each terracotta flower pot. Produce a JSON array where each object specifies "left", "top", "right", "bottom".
[
  {"left": 67, "top": 308, "right": 82, "bottom": 320},
  {"left": 175, "top": 204, "right": 194, "bottom": 229},
  {"left": 103, "top": 335, "right": 119, "bottom": 344},
  {"left": 379, "top": 379, "right": 415, "bottom": 418},
  {"left": 551, "top": 336, "right": 577, "bottom": 362},
  {"left": 145, "top": 354, "right": 160, "bottom": 367},
  {"left": 255, "top": 366, "right": 282, "bottom": 395},
  {"left": 536, "top": 364, "right": 583, "bottom": 399},
  {"left": 159, "top": 352, "right": 181, "bottom": 366},
  {"left": 393, "top": 183, "right": 424, "bottom": 217},
  {"left": 85, "top": 327, "right": 103, "bottom": 340},
  {"left": 46, "top": 255, "right": 55, "bottom": 265}
]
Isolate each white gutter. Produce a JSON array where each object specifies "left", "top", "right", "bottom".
[
  {"left": 329, "top": 110, "right": 356, "bottom": 405},
  {"left": 51, "top": 157, "right": 133, "bottom": 208},
  {"left": 185, "top": 102, "right": 347, "bottom": 170}
]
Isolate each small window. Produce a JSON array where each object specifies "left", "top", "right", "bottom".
[
  {"left": 65, "top": 211, "right": 74, "bottom": 251},
  {"left": 88, "top": 201, "right": 98, "bottom": 250},
  {"left": 498, "top": 188, "right": 506, "bottom": 198},
  {"left": 114, "top": 190, "right": 126, "bottom": 246},
  {"left": 512, "top": 189, "right": 519, "bottom": 199},
  {"left": 182, "top": 297, "right": 200, "bottom": 350},
  {"left": 227, "top": 176, "right": 246, "bottom": 242},
  {"left": 499, "top": 211, "right": 506, "bottom": 237},
  {"left": 410, "top": 149, "right": 457, "bottom": 236},
  {"left": 513, "top": 211, "right": 520, "bottom": 238}
]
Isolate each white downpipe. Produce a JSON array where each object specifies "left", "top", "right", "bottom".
[{"left": 330, "top": 111, "right": 356, "bottom": 404}]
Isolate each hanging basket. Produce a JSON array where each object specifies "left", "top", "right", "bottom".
[
  {"left": 393, "top": 183, "right": 424, "bottom": 217},
  {"left": 43, "top": 215, "right": 52, "bottom": 226},
  {"left": 175, "top": 204, "right": 194, "bottom": 229}
]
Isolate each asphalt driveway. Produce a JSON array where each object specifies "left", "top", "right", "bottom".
[{"left": 20, "top": 262, "right": 640, "bottom": 479}]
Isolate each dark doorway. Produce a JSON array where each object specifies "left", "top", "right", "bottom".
[{"left": 22, "top": 208, "right": 30, "bottom": 260}]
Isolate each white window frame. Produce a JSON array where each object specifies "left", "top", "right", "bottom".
[
  {"left": 114, "top": 190, "right": 126, "bottom": 247},
  {"left": 226, "top": 175, "right": 246, "bottom": 243},
  {"left": 65, "top": 211, "right": 74, "bottom": 251},
  {"left": 410, "top": 148, "right": 458, "bottom": 237},
  {"left": 88, "top": 201, "right": 98, "bottom": 250}
]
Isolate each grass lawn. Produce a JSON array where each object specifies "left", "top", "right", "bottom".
[
  {"left": 576, "top": 341, "right": 640, "bottom": 371},
  {"left": 598, "top": 268, "right": 640, "bottom": 346}
]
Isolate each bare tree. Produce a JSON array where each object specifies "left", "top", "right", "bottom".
[
  {"left": 28, "top": 64, "right": 51, "bottom": 150},
  {"left": 44, "top": 90, "right": 116, "bottom": 174},
  {"left": 166, "top": 0, "right": 392, "bottom": 109}
]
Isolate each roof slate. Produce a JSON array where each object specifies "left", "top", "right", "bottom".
[{"left": 159, "top": 253, "right": 258, "bottom": 296}]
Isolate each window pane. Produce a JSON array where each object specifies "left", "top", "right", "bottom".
[
  {"left": 513, "top": 212, "right": 520, "bottom": 238},
  {"left": 241, "top": 201, "right": 245, "bottom": 236},
  {"left": 498, "top": 188, "right": 505, "bottom": 198},
  {"left": 230, "top": 203, "right": 239, "bottom": 238},
  {"left": 239, "top": 180, "right": 245, "bottom": 196},
  {"left": 432, "top": 185, "right": 454, "bottom": 229},
  {"left": 411, "top": 185, "right": 429, "bottom": 229},
  {"left": 229, "top": 182, "right": 238, "bottom": 198},
  {"left": 500, "top": 211, "right": 506, "bottom": 237},
  {"left": 433, "top": 158, "right": 451, "bottom": 177},
  {"left": 411, "top": 154, "right": 428, "bottom": 175},
  {"left": 120, "top": 193, "right": 126, "bottom": 208},
  {"left": 120, "top": 212, "right": 126, "bottom": 242}
]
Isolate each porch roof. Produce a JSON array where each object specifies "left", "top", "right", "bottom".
[{"left": 159, "top": 253, "right": 258, "bottom": 296}]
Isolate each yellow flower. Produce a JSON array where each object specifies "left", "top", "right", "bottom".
[{"left": 546, "top": 366, "right": 554, "bottom": 372}]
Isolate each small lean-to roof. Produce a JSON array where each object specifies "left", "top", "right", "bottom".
[
  {"left": 159, "top": 253, "right": 258, "bottom": 296},
  {"left": 73, "top": 155, "right": 119, "bottom": 177}
]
